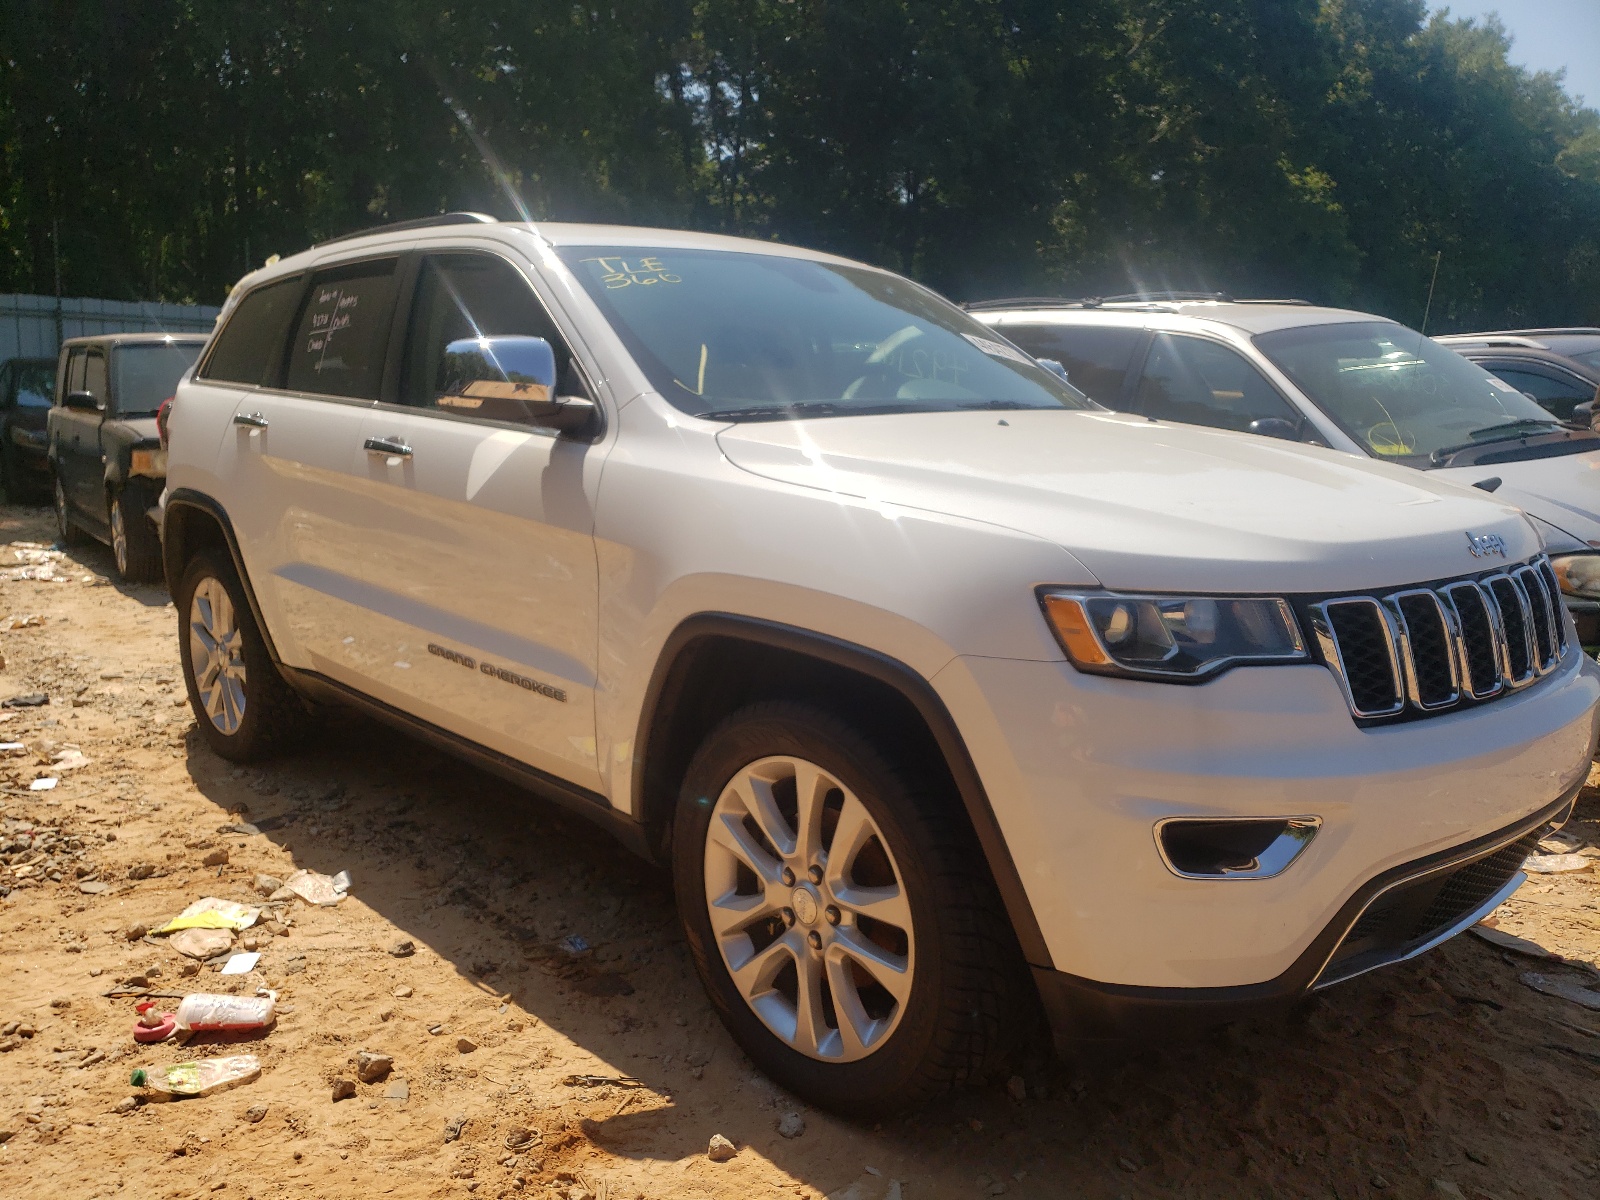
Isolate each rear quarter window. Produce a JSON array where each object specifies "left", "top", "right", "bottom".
[
  {"left": 997, "top": 324, "right": 1141, "bottom": 407},
  {"left": 201, "top": 275, "right": 306, "bottom": 387}
]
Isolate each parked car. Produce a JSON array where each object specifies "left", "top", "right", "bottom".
[
  {"left": 0, "top": 356, "right": 57, "bottom": 501},
  {"left": 1433, "top": 328, "right": 1600, "bottom": 425},
  {"left": 50, "top": 333, "right": 207, "bottom": 581},
  {"left": 162, "top": 217, "right": 1598, "bottom": 1116},
  {"left": 971, "top": 297, "right": 1600, "bottom": 645}
]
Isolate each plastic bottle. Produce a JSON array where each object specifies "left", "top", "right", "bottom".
[
  {"left": 131, "top": 1053, "right": 261, "bottom": 1101},
  {"left": 172, "top": 990, "right": 277, "bottom": 1034}
]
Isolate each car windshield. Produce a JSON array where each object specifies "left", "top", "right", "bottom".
[
  {"left": 1253, "top": 321, "right": 1563, "bottom": 464},
  {"left": 14, "top": 362, "right": 54, "bottom": 408},
  {"left": 113, "top": 342, "right": 203, "bottom": 417},
  {"left": 559, "top": 246, "right": 1092, "bottom": 418}
]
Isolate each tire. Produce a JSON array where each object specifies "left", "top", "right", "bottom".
[
  {"left": 175, "top": 547, "right": 306, "bottom": 761},
  {"left": 672, "top": 701, "right": 1028, "bottom": 1118},
  {"left": 54, "top": 473, "right": 87, "bottom": 546},
  {"left": 110, "top": 488, "right": 163, "bottom": 582}
]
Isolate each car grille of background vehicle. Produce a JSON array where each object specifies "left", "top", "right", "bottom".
[{"left": 1306, "top": 555, "right": 1566, "bottom": 722}]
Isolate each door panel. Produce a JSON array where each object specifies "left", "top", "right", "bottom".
[
  {"left": 342, "top": 407, "right": 604, "bottom": 790},
  {"left": 219, "top": 391, "right": 376, "bottom": 673},
  {"left": 219, "top": 255, "right": 403, "bottom": 673}
]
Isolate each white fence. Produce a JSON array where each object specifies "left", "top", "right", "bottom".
[{"left": 0, "top": 293, "right": 220, "bottom": 363}]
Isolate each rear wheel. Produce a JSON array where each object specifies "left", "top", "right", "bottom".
[
  {"left": 672, "top": 701, "right": 1027, "bottom": 1118},
  {"left": 110, "top": 488, "right": 162, "bottom": 582},
  {"left": 175, "top": 548, "right": 306, "bottom": 761},
  {"left": 54, "top": 474, "right": 86, "bottom": 545}
]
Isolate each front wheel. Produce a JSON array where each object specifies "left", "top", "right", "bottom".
[
  {"left": 672, "top": 701, "right": 1028, "bottom": 1118},
  {"left": 110, "top": 488, "right": 162, "bottom": 582},
  {"left": 175, "top": 549, "right": 306, "bottom": 761}
]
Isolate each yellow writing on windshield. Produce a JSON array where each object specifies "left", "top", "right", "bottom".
[{"left": 581, "top": 256, "right": 682, "bottom": 289}]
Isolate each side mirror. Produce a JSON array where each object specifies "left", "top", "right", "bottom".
[
  {"left": 64, "top": 390, "right": 101, "bottom": 412},
  {"left": 1248, "top": 416, "right": 1300, "bottom": 441},
  {"left": 437, "top": 336, "right": 595, "bottom": 433}
]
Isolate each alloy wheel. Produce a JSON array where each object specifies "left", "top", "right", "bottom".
[
  {"left": 110, "top": 498, "right": 127, "bottom": 575},
  {"left": 188, "top": 576, "right": 248, "bottom": 734},
  {"left": 703, "top": 755, "right": 914, "bottom": 1062}
]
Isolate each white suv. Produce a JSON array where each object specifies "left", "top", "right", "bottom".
[
  {"left": 969, "top": 296, "right": 1600, "bottom": 644},
  {"left": 162, "top": 216, "right": 1600, "bottom": 1116}
]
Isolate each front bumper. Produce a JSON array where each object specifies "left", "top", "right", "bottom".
[
  {"left": 933, "top": 649, "right": 1600, "bottom": 993},
  {"left": 1030, "top": 786, "right": 1575, "bottom": 1040}
]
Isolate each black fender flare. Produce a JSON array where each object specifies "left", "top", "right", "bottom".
[{"left": 634, "top": 613, "right": 1055, "bottom": 970}]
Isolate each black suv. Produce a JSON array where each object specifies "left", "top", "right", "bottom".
[
  {"left": 1435, "top": 329, "right": 1600, "bottom": 424},
  {"left": 0, "top": 356, "right": 56, "bottom": 501},
  {"left": 49, "top": 333, "right": 208, "bottom": 581}
]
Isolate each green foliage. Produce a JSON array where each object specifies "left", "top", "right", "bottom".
[{"left": 1, "top": 0, "right": 1596, "bottom": 328}]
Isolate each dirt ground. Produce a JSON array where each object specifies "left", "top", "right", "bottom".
[{"left": 0, "top": 503, "right": 1598, "bottom": 1200}]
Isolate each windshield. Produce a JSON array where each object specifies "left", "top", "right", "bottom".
[
  {"left": 559, "top": 246, "right": 1092, "bottom": 418},
  {"left": 14, "top": 362, "right": 54, "bottom": 408},
  {"left": 1253, "top": 321, "right": 1562, "bottom": 463},
  {"left": 113, "top": 342, "right": 203, "bottom": 416}
]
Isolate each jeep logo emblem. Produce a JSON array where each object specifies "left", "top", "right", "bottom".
[{"left": 1466, "top": 531, "right": 1508, "bottom": 559}]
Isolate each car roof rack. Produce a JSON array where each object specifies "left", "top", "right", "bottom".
[
  {"left": 314, "top": 212, "right": 497, "bottom": 249},
  {"left": 964, "top": 291, "right": 1311, "bottom": 312},
  {"left": 1433, "top": 334, "right": 1550, "bottom": 349}
]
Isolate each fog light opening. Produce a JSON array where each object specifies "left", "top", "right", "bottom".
[{"left": 1157, "top": 816, "right": 1321, "bottom": 880}]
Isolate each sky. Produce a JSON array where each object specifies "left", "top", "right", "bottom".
[{"left": 1434, "top": 1, "right": 1600, "bottom": 110}]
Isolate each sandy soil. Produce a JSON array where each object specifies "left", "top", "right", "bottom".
[{"left": 0, "top": 501, "right": 1598, "bottom": 1200}]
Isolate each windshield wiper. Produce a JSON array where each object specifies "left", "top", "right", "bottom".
[{"left": 1429, "top": 418, "right": 1569, "bottom": 463}]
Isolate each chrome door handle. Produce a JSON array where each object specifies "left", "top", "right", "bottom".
[
  {"left": 233, "top": 412, "right": 269, "bottom": 429},
  {"left": 364, "top": 436, "right": 413, "bottom": 457}
]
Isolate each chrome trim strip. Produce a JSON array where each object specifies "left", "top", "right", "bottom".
[
  {"left": 1514, "top": 562, "right": 1559, "bottom": 671},
  {"left": 1312, "top": 870, "right": 1526, "bottom": 990},
  {"left": 1311, "top": 597, "right": 1405, "bottom": 717},
  {"left": 1482, "top": 572, "right": 1538, "bottom": 687},
  {"left": 1386, "top": 588, "right": 1461, "bottom": 709},
  {"left": 1153, "top": 815, "right": 1322, "bottom": 881},
  {"left": 1439, "top": 581, "right": 1504, "bottom": 699}
]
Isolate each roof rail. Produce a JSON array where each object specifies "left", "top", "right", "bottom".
[
  {"left": 1441, "top": 327, "right": 1600, "bottom": 340},
  {"left": 964, "top": 291, "right": 1311, "bottom": 313},
  {"left": 1433, "top": 334, "right": 1549, "bottom": 349},
  {"left": 314, "top": 212, "right": 497, "bottom": 249}
]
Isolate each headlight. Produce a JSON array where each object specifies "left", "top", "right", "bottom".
[
  {"left": 1550, "top": 553, "right": 1600, "bottom": 600},
  {"left": 129, "top": 447, "right": 167, "bottom": 477},
  {"left": 1040, "top": 591, "right": 1308, "bottom": 680}
]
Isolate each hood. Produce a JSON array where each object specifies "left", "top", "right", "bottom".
[
  {"left": 1435, "top": 449, "right": 1600, "bottom": 548},
  {"left": 716, "top": 409, "right": 1540, "bottom": 594}
]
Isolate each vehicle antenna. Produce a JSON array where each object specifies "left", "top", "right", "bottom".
[{"left": 1420, "top": 250, "right": 1442, "bottom": 336}]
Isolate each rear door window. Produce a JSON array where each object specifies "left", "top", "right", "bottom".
[
  {"left": 998, "top": 324, "right": 1142, "bottom": 408},
  {"left": 202, "top": 276, "right": 305, "bottom": 387},
  {"left": 285, "top": 259, "right": 400, "bottom": 400},
  {"left": 1134, "top": 334, "right": 1300, "bottom": 433}
]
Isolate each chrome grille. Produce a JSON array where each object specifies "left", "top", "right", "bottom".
[{"left": 1310, "top": 555, "right": 1569, "bottom": 721}]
